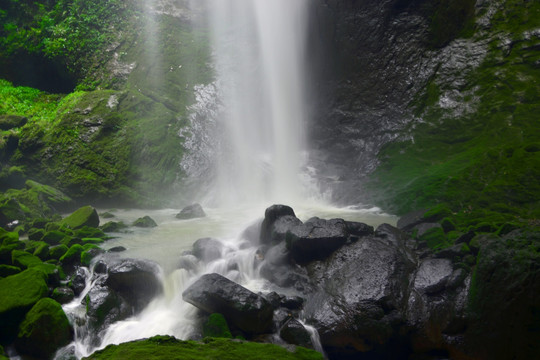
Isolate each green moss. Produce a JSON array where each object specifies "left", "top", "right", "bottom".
[
  {"left": 0, "top": 268, "right": 48, "bottom": 340},
  {"left": 419, "top": 227, "right": 449, "bottom": 250},
  {"left": 61, "top": 205, "right": 99, "bottom": 229},
  {"left": 11, "top": 250, "right": 42, "bottom": 269},
  {"left": 203, "top": 313, "right": 233, "bottom": 339},
  {"left": 49, "top": 244, "right": 69, "bottom": 260},
  {"left": 100, "top": 221, "right": 128, "bottom": 233},
  {"left": 16, "top": 298, "right": 72, "bottom": 359},
  {"left": 75, "top": 226, "right": 106, "bottom": 239},
  {"left": 0, "top": 264, "right": 21, "bottom": 277},
  {"left": 83, "top": 336, "right": 323, "bottom": 360},
  {"left": 31, "top": 241, "right": 50, "bottom": 260},
  {"left": 41, "top": 230, "right": 68, "bottom": 245},
  {"left": 59, "top": 244, "right": 84, "bottom": 265}
]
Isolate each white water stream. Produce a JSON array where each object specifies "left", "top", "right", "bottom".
[{"left": 55, "top": 1, "right": 398, "bottom": 359}]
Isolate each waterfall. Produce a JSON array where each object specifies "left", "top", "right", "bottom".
[{"left": 185, "top": 0, "right": 313, "bottom": 207}]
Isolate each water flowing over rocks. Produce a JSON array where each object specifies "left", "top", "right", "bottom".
[{"left": 182, "top": 273, "right": 274, "bottom": 335}]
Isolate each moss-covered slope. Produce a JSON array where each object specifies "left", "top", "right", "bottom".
[
  {"left": 369, "top": 0, "right": 540, "bottom": 231},
  {"left": 83, "top": 336, "right": 323, "bottom": 360}
]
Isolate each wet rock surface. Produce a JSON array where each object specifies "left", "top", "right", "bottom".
[
  {"left": 182, "top": 273, "right": 273, "bottom": 334},
  {"left": 176, "top": 203, "right": 206, "bottom": 220}
]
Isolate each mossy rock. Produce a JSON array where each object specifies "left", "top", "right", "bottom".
[
  {"left": 16, "top": 298, "right": 72, "bottom": 359},
  {"left": 0, "top": 114, "right": 28, "bottom": 130},
  {"left": 423, "top": 204, "right": 453, "bottom": 222},
  {"left": 27, "top": 228, "right": 46, "bottom": 241},
  {"left": 60, "top": 244, "right": 84, "bottom": 267},
  {"left": 0, "top": 268, "right": 48, "bottom": 341},
  {"left": 75, "top": 226, "right": 107, "bottom": 239},
  {"left": 24, "top": 180, "right": 73, "bottom": 210},
  {"left": 83, "top": 336, "right": 323, "bottom": 360},
  {"left": 419, "top": 226, "right": 448, "bottom": 249},
  {"left": 133, "top": 215, "right": 157, "bottom": 228},
  {"left": 0, "top": 264, "right": 21, "bottom": 277},
  {"left": 100, "top": 221, "right": 128, "bottom": 233},
  {"left": 32, "top": 242, "right": 50, "bottom": 260},
  {"left": 82, "top": 237, "right": 105, "bottom": 245},
  {"left": 0, "top": 198, "right": 26, "bottom": 227},
  {"left": 61, "top": 206, "right": 99, "bottom": 229},
  {"left": 49, "top": 244, "right": 69, "bottom": 260},
  {"left": 440, "top": 217, "right": 456, "bottom": 233},
  {"left": 29, "top": 262, "right": 62, "bottom": 286},
  {"left": 203, "top": 313, "right": 233, "bottom": 339},
  {"left": 81, "top": 245, "right": 104, "bottom": 267},
  {"left": 52, "top": 287, "right": 75, "bottom": 304},
  {"left": 11, "top": 250, "right": 42, "bottom": 269},
  {"left": 1, "top": 228, "right": 19, "bottom": 245},
  {"left": 100, "top": 211, "right": 115, "bottom": 219},
  {"left": 41, "top": 230, "right": 69, "bottom": 245},
  {"left": 0, "top": 344, "right": 8, "bottom": 360}
]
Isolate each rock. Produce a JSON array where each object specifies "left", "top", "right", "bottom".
[
  {"left": 176, "top": 203, "right": 206, "bottom": 219},
  {"left": 132, "top": 215, "right": 157, "bottom": 228},
  {"left": 15, "top": 298, "right": 72, "bottom": 359},
  {"left": 100, "top": 221, "right": 128, "bottom": 233},
  {"left": 61, "top": 205, "right": 100, "bottom": 229},
  {"left": 281, "top": 296, "right": 305, "bottom": 310},
  {"left": 203, "top": 313, "right": 232, "bottom": 338},
  {"left": 240, "top": 219, "right": 262, "bottom": 244},
  {"left": 0, "top": 198, "right": 26, "bottom": 228},
  {"left": 52, "top": 287, "right": 75, "bottom": 304},
  {"left": 85, "top": 282, "right": 130, "bottom": 333},
  {"left": 259, "top": 242, "right": 310, "bottom": 290},
  {"left": 414, "top": 223, "right": 443, "bottom": 238},
  {"left": 49, "top": 244, "right": 69, "bottom": 260},
  {"left": 182, "top": 273, "right": 273, "bottom": 334},
  {"left": 32, "top": 241, "right": 49, "bottom": 260},
  {"left": 304, "top": 228, "right": 416, "bottom": 358},
  {"left": 286, "top": 218, "right": 348, "bottom": 264},
  {"left": 413, "top": 258, "right": 453, "bottom": 295},
  {"left": 0, "top": 264, "right": 21, "bottom": 277},
  {"left": 397, "top": 209, "right": 427, "bottom": 230},
  {"left": 192, "top": 237, "right": 223, "bottom": 262},
  {"left": 267, "top": 216, "right": 303, "bottom": 245},
  {"left": 279, "top": 318, "right": 313, "bottom": 349},
  {"left": 345, "top": 221, "right": 374, "bottom": 240},
  {"left": 260, "top": 205, "right": 298, "bottom": 244},
  {"left": 81, "top": 246, "right": 105, "bottom": 266},
  {"left": 24, "top": 180, "right": 73, "bottom": 212},
  {"left": 108, "top": 246, "right": 127, "bottom": 253},
  {"left": 11, "top": 250, "right": 42, "bottom": 269},
  {"left": 93, "top": 260, "right": 108, "bottom": 274},
  {"left": 0, "top": 114, "right": 28, "bottom": 130},
  {"left": 60, "top": 244, "right": 84, "bottom": 268},
  {"left": 105, "top": 258, "right": 163, "bottom": 312},
  {"left": 69, "top": 267, "right": 88, "bottom": 296},
  {"left": 41, "top": 230, "right": 68, "bottom": 245},
  {"left": 0, "top": 269, "right": 48, "bottom": 341}
]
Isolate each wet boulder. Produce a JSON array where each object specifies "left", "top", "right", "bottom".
[
  {"left": 260, "top": 204, "right": 300, "bottom": 245},
  {"left": 85, "top": 282, "right": 131, "bottom": 337},
  {"left": 182, "top": 273, "right": 273, "bottom": 334},
  {"left": 285, "top": 218, "right": 349, "bottom": 265},
  {"left": 345, "top": 220, "right": 374, "bottom": 240},
  {"left": 279, "top": 318, "right": 313, "bottom": 349},
  {"left": 413, "top": 258, "right": 454, "bottom": 295},
  {"left": 192, "top": 237, "right": 223, "bottom": 262},
  {"left": 69, "top": 267, "right": 88, "bottom": 296},
  {"left": 259, "top": 242, "right": 311, "bottom": 291},
  {"left": 15, "top": 298, "right": 72, "bottom": 359},
  {"left": 304, "top": 225, "right": 416, "bottom": 358},
  {"left": 105, "top": 258, "right": 163, "bottom": 312},
  {"left": 176, "top": 203, "right": 206, "bottom": 220},
  {"left": 52, "top": 287, "right": 75, "bottom": 304}
]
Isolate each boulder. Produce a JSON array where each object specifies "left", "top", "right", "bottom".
[
  {"left": 182, "top": 273, "right": 273, "bottom": 334},
  {"left": 100, "top": 221, "right": 128, "bottom": 233},
  {"left": 61, "top": 205, "right": 100, "bottom": 229},
  {"left": 176, "top": 203, "right": 206, "bottom": 220},
  {"left": 259, "top": 242, "right": 311, "bottom": 291},
  {"left": 69, "top": 267, "right": 88, "bottom": 296},
  {"left": 52, "top": 287, "right": 75, "bottom": 304},
  {"left": 203, "top": 313, "right": 232, "bottom": 338},
  {"left": 304, "top": 226, "right": 416, "bottom": 358},
  {"left": 0, "top": 264, "right": 21, "bottom": 277},
  {"left": 132, "top": 215, "right": 157, "bottom": 228},
  {"left": 192, "top": 237, "right": 223, "bottom": 262},
  {"left": 0, "top": 269, "right": 48, "bottom": 341},
  {"left": 413, "top": 258, "right": 454, "bottom": 295},
  {"left": 345, "top": 221, "right": 374, "bottom": 240},
  {"left": 105, "top": 258, "right": 163, "bottom": 311},
  {"left": 285, "top": 218, "right": 349, "bottom": 264},
  {"left": 85, "top": 282, "right": 131, "bottom": 332},
  {"left": 260, "top": 205, "right": 299, "bottom": 244},
  {"left": 11, "top": 250, "right": 42, "bottom": 269},
  {"left": 279, "top": 318, "right": 313, "bottom": 349},
  {"left": 108, "top": 246, "right": 127, "bottom": 253},
  {"left": 16, "top": 298, "right": 72, "bottom": 359}
]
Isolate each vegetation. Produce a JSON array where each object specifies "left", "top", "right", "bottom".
[
  {"left": 369, "top": 0, "right": 540, "bottom": 241},
  {"left": 83, "top": 336, "right": 324, "bottom": 360}
]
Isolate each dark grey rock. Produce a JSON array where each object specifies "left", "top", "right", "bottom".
[
  {"left": 105, "top": 258, "right": 163, "bottom": 312},
  {"left": 397, "top": 209, "right": 428, "bottom": 230},
  {"left": 182, "top": 273, "right": 273, "bottom": 334},
  {"left": 107, "top": 246, "right": 126, "bottom": 253},
  {"left": 176, "top": 203, "right": 206, "bottom": 220},
  {"left": 413, "top": 258, "right": 453, "bottom": 294},
  {"left": 279, "top": 318, "right": 313, "bottom": 349},
  {"left": 192, "top": 237, "right": 223, "bottom": 262},
  {"left": 69, "top": 268, "right": 88, "bottom": 296},
  {"left": 286, "top": 218, "right": 348, "bottom": 264},
  {"left": 260, "top": 205, "right": 299, "bottom": 244},
  {"left": 345, "top": 220, "right": 374, "bottom": 240},
  {"left": 93, "top": 260, "right": 107, "bottom": 274}
]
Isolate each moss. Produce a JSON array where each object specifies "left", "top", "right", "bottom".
[
  {"left": 61, "top": 205, "right": 100, "bottom": 229},
  {"left": 83, "top": 336, "right": 323, "bottom": 360},
  {"left": 203, "top": 313, "right": 233, "bottom": 339},
  {"left": 31, "top": 241, "right": 50, "bottom": 260},
  {"left": 100, "top": 221, "right": 128, "bottom": 233},
  {"left": 49, "top": 244, "right": 69, "bottom": 260},
  {"left": 29, "top": 262, "right": 62, "bottom": 285},
  {"left": 75, "top": 226, "right": 106, "bottom": 239},
  {"left": 0, "top": 264, "right": 21, "bottom": 277},
  {"left": 16, "top": 298, "right": 72, "bottom": 359},
  {"left": 27, "top": 227, "right": 45, "bottom": 241},
  {"left": 41, "top": 230, "right": 68, "bottom": 245},
  {"left": 59, "top": 244, "right": 83, "bottom": 266},
  {"left": 419, "top": 227, "right": 449, "bottom": 249},
  {"left": 133, "top": 215, "right": 157, "bottom": 228},
  {"left": 11, "top": 250, "right": 42, "bottom": 269},
  {"left": 0, "top": 268, "right": 48, "bottom": 340},
  {"left": 80, "top": 244, "right": 100, "bottom": 266}
]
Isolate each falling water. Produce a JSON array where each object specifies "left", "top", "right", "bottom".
[{"left": 184, "top": 0, "right": 312, "bottom": 207}]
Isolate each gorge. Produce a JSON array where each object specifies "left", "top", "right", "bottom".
[{"left": 0, "top": 0, "right": 539, "bottom": 359}]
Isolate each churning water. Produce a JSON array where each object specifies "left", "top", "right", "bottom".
[{"left": 56, "top": 1, "right": 398, "bottom": 359}]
